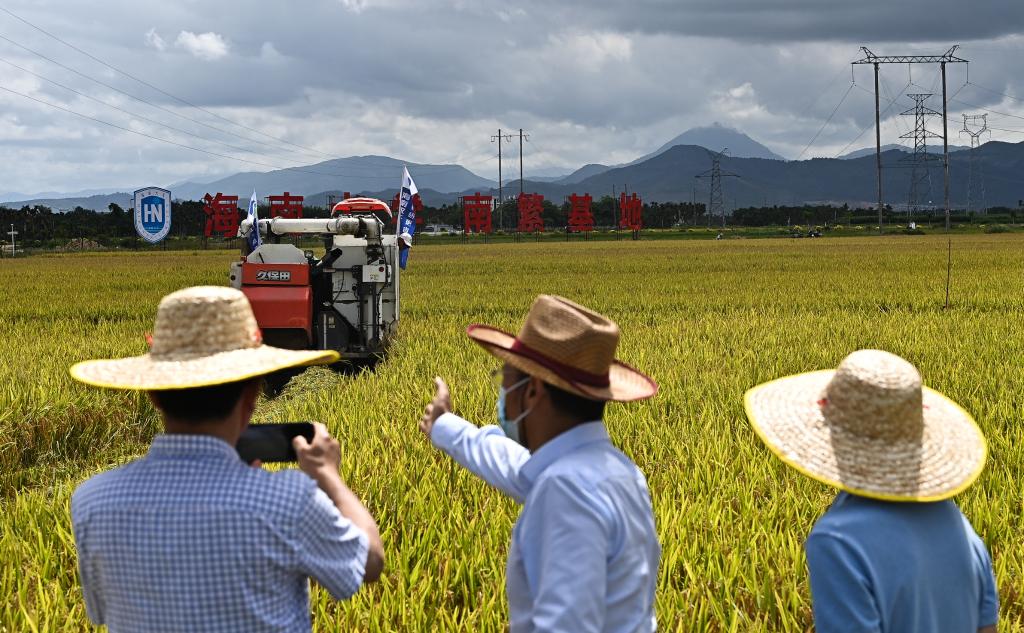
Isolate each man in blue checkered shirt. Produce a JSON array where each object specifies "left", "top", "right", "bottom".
[{"left": 69, "top": 286, "right": 385, "bottom": 632}]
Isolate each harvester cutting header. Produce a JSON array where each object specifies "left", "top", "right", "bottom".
[{"left": 230, "top": 196, "right": 404, "bottom": 364}]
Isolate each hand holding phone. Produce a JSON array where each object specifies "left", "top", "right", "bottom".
[
  {"left": 236, "top": 422, "right": 314, "bottom": 463},
  {"left": 292, "top": 422, "right": 343, "bottom": 485}
]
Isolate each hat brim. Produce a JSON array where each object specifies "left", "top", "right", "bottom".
[
  {"left": 70, "top": 345, "right": 340, "bottom": 390},
  {"left": 744, "top": 370, "right": 987, "bottom": 502},
  {"left": 466, "top": 324, "right": 657, "bottom": 402}
]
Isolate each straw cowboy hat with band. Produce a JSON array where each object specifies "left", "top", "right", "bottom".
[
  {"left": 70, "top": 286, "right": 339, "bottom": 390},
  {"left": 467, "top": 294, "right": 657, "bottom": 402},
  {"left": 744, "top": 349, "right": 987, "bottom": 502}
]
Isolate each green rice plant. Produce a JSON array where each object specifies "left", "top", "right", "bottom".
[{"left": 1, "top": 235, "right": 1022, "bottom": 630}]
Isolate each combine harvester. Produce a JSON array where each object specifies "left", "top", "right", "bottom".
[{"left": 231, "top": 197, "right": 400, "bottom": 384}]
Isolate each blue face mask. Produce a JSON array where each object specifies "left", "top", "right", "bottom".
[{"left": 497, "top": 376, "right": 531, "bottom": 446}]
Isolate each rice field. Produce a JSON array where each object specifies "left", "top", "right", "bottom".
[{"left": 2, "top": 234, "right": 1023, "bottom": 631}]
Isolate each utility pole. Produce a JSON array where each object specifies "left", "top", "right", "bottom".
[
  {"left": 612, "top": 184, "right": 617, "bottom": 229},
  {"left": 873, "top": 60, "right": 882, "bottom": 233},
  {"left": 941, "top": 60, "right": 950, "bottom": 231},
  {"left": 491, "top": 129, "right": 512, "bottom": 230},
  {"left": 518, "top": 128, "right": 529, "bottom": 198},
  {"left": 695, "top": 148, "right": 737, "bottom": 230},
  {"left": 961, "top": 114, "right": 989, "bottom": 214},
  {"left": 900, "top": 94, "right": 942, "bottom": 220},
  {"left": 8, "top": 223, "right": 17, "bottom": 257},
  {"left": 853, "top": 46, "right": 967, "bottom": 234}
]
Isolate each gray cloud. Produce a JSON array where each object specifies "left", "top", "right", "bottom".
[
  {"left": 513, "top": 0, "right": 1024, "bottom": 43},
  {"left": 0, "top": 0, "right": 1022, "bottom": 194}
]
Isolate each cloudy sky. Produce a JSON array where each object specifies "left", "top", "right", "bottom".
[{"left": 1, "top": 0, "right": 1022, "bottom": 195}]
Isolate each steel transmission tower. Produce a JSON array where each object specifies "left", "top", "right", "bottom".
[
  {"left": 960, "top": 114, "right": 989, "bottom": 214},
  {"left": 695, "top": 148, "right": 737, "bottom": 229},
  {"left": 852, "top": 46, "right": 967, "bottom": 233},
  {"left": 899, "top": 94, "right": 942, "bottom": 218}
]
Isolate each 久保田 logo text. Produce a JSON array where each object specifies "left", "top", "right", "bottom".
[{"left": 256, "top": 270, "right": 291, "bottom": 282}]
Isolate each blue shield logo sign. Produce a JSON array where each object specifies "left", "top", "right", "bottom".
[{"left": 133, "top": 187, "right": 172, "bottom": 244}]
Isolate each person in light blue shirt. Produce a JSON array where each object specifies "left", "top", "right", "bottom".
[
  {"left": 69, "top": 286, "right": 385, "bottom": 632},
  {"left": 806, "top": 492, "right": 998, "bottom": 633},
  {"left": 745, "top": 349, "right": 997, "bottom": 633},
  {"left": 419, "top": 294, "right": 661, "bottom": 632}
]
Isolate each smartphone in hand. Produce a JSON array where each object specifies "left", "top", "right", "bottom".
[{"left": 236, "top": 422, "right": 315, "bottom": 463}]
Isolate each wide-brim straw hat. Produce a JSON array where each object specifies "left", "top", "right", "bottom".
[
  {"left": 744, "top": 349, "right": 986, "bottom": 502},
  {"left": 467, "top": 294, "right": 657, "bottom": 402},
  {"left": 70, "top": 286, "right": 338, "bottom": 390}
]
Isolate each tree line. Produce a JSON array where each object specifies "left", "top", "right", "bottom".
[
  {"left": 730, "top": 204, "right": 1023, "bottom": 227},
  {"left": 6, "top": 199, "right": 1017, "bottom": 249},
  {"left": 0, "top": 198, "right": 707, "bottom": 248}
]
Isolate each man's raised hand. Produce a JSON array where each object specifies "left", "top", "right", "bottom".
[
  {"left": 419, "top": 377, "right": 451, "bottom": 437},
  {"left": 294, "top": 422, "right": 342, "bottom": 486}
]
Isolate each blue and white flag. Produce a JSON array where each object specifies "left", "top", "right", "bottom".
[
  {"left": 397, "top": 167, "right": 418, "bottom": 269},
  {"left": 246, "top": 189, "right": 261, "bottom": 252}
]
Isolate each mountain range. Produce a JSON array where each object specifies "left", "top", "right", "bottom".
[
  {"left": 837, "top": 143, "right": 970, "bottom": 160},
  {"left": 4, "top": 125, "right": 1021, "bottom": 211},
  {"left": 519, "top": 141, "right": 1023, "bottom": 209},
  {"left": 549, "top": 124, "right": 783, "bottom": 185}
]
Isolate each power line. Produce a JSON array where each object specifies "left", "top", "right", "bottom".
[
  {"left": 879, "top": 74, "right": 911, "bottom": 140},
  {"left": 836, "top": 78, "right": 913, "bottom": 157},
  {"left": 899, "top": 94, "right": 942, "bottom": 215},
  {"left": 951, "top": 97, "right": 1024, "bottom": 123},
  {"left": 518, "top": 128, "right": 529, "bottom": 197},
  {"left": 966, "top": 81, "right": 1024, "bottom": 104},
  {"left": 960, "top": 113, "right": 989, "bottom": 213},
  {"left": 490, "top": 129, "right": 512, "bottom": 229},
  {"left": 948, "top": 78, "right": 971, "bottom": 102},
  {"left": 0, "top": 13, "right": 469, "bottom": 173},
  {"left": 0, "top": 52, "right": 475, "bottom": 178},
  {"left": 908, "top": 65, "right": 943, "bottom": 96},
  {"left": 695, "top": 148, "right": 737, "bottom": 229},
  {"left": 509, "top": 135, "right": 559, "bottom": 184},
  {"left": 796, "top": 65, "right": 851, "bottom": 122},
  {"left": 0, "top": 82, "right": 415, "bottom": 180},
  {"left": 0, "top": 3, "right": 341, "bottom": 160},
  {"left": 795, "top": 82, "right": 855, "bottom": 160},
  {"left": 0, "top": 31, "right": 302, "bottom": 159},
  {"left": 850, "top": 45, "right": 967, "bottom": 243},
  {"left": 0, "top": 54, "right": 286, "bottom": 161}
]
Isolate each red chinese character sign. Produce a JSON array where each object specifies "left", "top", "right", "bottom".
[
  {"left": 567, "top": 193, "right": 594, "bottom": 232},
  {"left": 619, "top": 193, "right": 642, "bottom": 231},
  {"left": 203, "top": 192, "right": 240, "bottom": 238},
  {"left": 268, "top": 192, "right": 303, "bottom": 219},
  {"left": 462, "top": 192, "right": 493, "bottom": 234},
  {"left": 389, "top": 192, "right": 424, "bottom": 227},
  {"left": 517, "top": 193, "right": 545, "bottom": 233}
]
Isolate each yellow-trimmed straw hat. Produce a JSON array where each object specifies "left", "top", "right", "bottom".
[
  {"left": 467, "top": 294, "right": 657, "bottom": 402},
  {"left": 70, "top": 286, "right": 338, "bottom": 390},
  {"left": 744, "top": 349, "right": 986, "bottom": 502}
]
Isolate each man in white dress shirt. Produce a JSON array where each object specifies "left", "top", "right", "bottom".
[{"left": 419, "top": 294, "right": 661, "bottom": 632}]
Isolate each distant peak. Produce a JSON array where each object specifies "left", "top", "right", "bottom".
[{"left": 630, "top": 124, "right": 785, "bottom": 162}]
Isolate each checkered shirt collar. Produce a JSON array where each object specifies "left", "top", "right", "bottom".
[{"left": 148, "top": 433, "right": 240, "bottom": 462}]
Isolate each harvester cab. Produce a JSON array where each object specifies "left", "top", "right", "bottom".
[{"left": 229, "top": 197, "right": 399, "bottom": 365}]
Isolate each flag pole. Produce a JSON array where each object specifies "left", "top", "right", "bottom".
[{"left": 397, "top": 166, "right": 406, "bottom": 238}]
